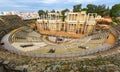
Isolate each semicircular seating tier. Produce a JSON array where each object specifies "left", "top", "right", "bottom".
[{"left": 1, "top": 25, "right": 120, "bottom": 58}]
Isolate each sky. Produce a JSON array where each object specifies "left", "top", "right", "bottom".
[{"left": 0, "top": 0, "right": 119, "bottom": 12}]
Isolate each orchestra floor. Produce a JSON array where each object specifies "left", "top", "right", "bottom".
[{"left": 38, "top": 30, "right": 86, "bottom": 38}]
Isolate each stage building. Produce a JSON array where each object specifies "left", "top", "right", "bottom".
[{"left": 36, "top": 11, "right": 97, "bottom": 38}]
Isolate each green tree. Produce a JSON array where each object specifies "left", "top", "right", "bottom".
[
  {"left": 102, "top": 7, "right": 110, "bottom": 17},
  {"left": 97, "top": 4, "right": 106, "bottom": 16},
  {"left": 110, "top": 3, "right": 120, "bottom": 17},
  {"left": 44, "top": 10, "right": 49, "bottom": 18},
  {"left": 51, "top": 9, "right": 55, "bottom": 13},
  {"left": 87, "top": 4, "right": 110, "bottom": 17},
  {"left": 56, "top": 11, "right": 59, "bottom": 13},
  {"left": 73, "top": 4, "right": 82, "bottom": 12},
  {"left": 45, "top": 10, "right": 48, "bottom": 15},
  {"left": 87, "top": 4, "right": 97, "bottom": 13},
  {"left": 81, "top": 8, "right": 88, "bottom": 11},
  {"left": 110, "top": 3, "right": 120, "bottom": 24},
  {"left": 38, "top": 10, "right": 45, "bottom": 17},
  {"left": 61, "top": 9, "right": 70, "bottom": 21}
]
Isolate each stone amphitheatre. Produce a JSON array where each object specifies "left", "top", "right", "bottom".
[{"left": 0, "top": 13, "right": 120, "bottom": 72}]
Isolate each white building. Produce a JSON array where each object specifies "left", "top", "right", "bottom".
[
  {"left": 0, "top": 11, "right": 39, "bottom": 20},
  {"left": 18, "top": 12, "right": 39, "bottom": 20}
]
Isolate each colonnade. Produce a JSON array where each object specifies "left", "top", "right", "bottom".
[
  {"left": 40, "top": 13, "right": 60, "bottom": 20},
  {"left": 37, "top": 12, "right": 97, "bottom": 34}
]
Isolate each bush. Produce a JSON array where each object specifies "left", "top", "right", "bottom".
[{"left": 96, "top": 20, "right": 111, "bottom": 24}]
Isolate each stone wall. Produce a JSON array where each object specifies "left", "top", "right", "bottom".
[{"left": 0, "top": 15, "right": 27, "bottom": 40}]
